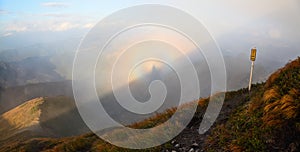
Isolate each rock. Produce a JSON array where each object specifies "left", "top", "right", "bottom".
[
  {"left": 174, "top": 144, "right": 180, "bottom": 148},
  {"left": 188, "top": 148, "right": 194, "bottom": 152},
  {"left": 191, "top": 143, "right": 199, "bottom": 148},
  {"left": 171, "top": 140, "right": 176, "bottom": 144},
  {"left": 289, "top": 142, "right": 298, "bottom": 152},
  {"left": 171, "top": 150, "right": 176, "bottom": 152}
]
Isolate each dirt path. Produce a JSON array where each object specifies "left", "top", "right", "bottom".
[{"left": 162, "top": 89, "right": 250, "bottom": 152}]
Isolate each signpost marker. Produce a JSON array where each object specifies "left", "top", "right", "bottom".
[{"left": 249, "top": 47, "right": 257, "bottom": 92}]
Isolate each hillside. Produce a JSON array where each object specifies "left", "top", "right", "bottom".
[
  {"left": 205, "top": 57, "right": 300, "bottom": 151},
  {"left": 0, "top": 87, "right": 253, "bottom": 152},
  {"left": 0, "top": 57, "right": 299, "bottom": 152},
  {"left": 0, "top": 81, "right": 73, "bottom": 114},
  {"left": 0, "top": 98, "right": 44, "bottom": 141},
  {"left": 0, "top": 96, "right": 89, "bottom": 147}
]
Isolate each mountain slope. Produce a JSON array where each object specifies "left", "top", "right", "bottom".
[
  {"left": 0, "top": 57, "right": 299, "bottom": 152},
  {"left": 0, "top": 98, "right": 44, "bottom": 141},
  {"left": 205, "top": 57, "right": 300, "bottom": 151},
  {"left": 0, "top": 96, "right": 89, "bottom": 148},
  {"left": 0, "top": 84, "right": 256, "bottom": 152},
  {"left": 0, "top": 81, "right": 73, "bottom": 114}
]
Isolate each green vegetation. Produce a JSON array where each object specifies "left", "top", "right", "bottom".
[{"left": 205, "top": 57, "right": 300, "bottom": 151}]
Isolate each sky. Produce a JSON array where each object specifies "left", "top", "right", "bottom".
[
  {"left": 1, "top": 0, "right": 299, "bottom": 37},
  {"left": 1, "top": 0, "right": 299, "bottom": 63},
  {"left": 0, "top": 0, "right": 300, "bottom": 89}
]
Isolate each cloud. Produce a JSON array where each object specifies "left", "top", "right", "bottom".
[
  {"left": 3, "top": 20, "right": 95, "bottom": 33},
  {"left": 5, "top": 25, "right": 27, "bottom": 32},
  {"left": 1, "top": 33, "right": 13, "bottom": 37},
  {"left": 41, "top": 2, "right": 69, "bottom": 8},
  {"left": 83, "top": 23, "right": 95, "bottom": 29},
  {"left": 48, "top": 21, "right": 96, "bottom": 31},
  {"left": 50, "top": 22, "right": 78, "bottom": 31},
  {"left": 42, "top": 13, "right": 72, "bottom": 18}
]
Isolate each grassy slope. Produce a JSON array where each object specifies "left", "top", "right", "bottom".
[
  {"left": 1, "top": 57, "right": 299, "bottom": 152},
  {"left": 0, "top": 97, "right": 44, "bottom": 141},
  {"left": 205, "top": 57, "right": 300, "bottom": 151},
  {"left": 0, "top": 96, "right": 89, "bottom": 151},
  {"left": 0, "top": 83, "right": 254, "bottom": 152}
]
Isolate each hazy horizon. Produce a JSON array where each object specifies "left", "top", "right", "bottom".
[{"left": 1, "top": 1, "right": 299, "bottom": 77}]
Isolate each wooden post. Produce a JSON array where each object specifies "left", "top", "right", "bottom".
[
  {"left": 248, "top": 48, "right": 257, "bottom": 92},
  {"left": 248, "top": 60, "right": 254, "bottom": 91}
]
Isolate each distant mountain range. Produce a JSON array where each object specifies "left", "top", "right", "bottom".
[{"left": 0, "top": 57, "right": 64, "bottom": 87}]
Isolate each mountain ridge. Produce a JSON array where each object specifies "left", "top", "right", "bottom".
[{"left": 0, "top": 96, "right": 90, "bottom": 148}]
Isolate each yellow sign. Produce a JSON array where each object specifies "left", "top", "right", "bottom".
[{"left": 250, "top": 48, "right": 257, "bottom": 61}]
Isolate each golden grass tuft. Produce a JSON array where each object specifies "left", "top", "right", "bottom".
[
  {"left": 263, "top": 99, "right": 280, "bottom": 113},
  {"left": 263, "top": 89, "right": 299, "bottom": 127},
  {"left": 229, "top": 143, "right": 243, "bottom": 152},
  {"left": 198, "top": 98, "right": 208, "bottom": 107},
  {"left": 289, "top": 88, "right": 300, "bottom": 97},
  {"left": 262, "top": 87, "right": 280, "bottom": 104}
]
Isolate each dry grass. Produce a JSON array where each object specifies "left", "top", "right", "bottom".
[
  {"left": 130, "top": 107, "right": 176, "bottom": 129},
  {"left": 206, "top": 57, "right": 300, "bottom": 151},
  {"left": 198, "top": 98, "right": 209, "bottom": 107},
  {"left": 262, "top": 87, "right": 280, "bottom": 104},
  {"left": 0, "top": 97, "right": 44, "bottom": 140},
  {"left": 266, "top": 57, "right": 300, "bottom": 88},
  {"left": 262, "top": 90, "right": 299, "bottom": 127}
]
